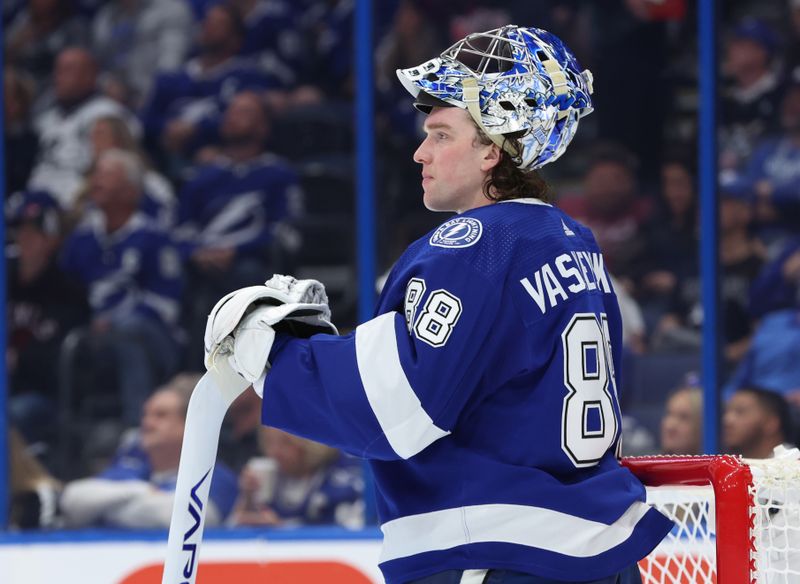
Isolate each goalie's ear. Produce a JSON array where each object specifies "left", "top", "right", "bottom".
[{"left": 479, "top": 141, "right": 502, "bottom": 173}]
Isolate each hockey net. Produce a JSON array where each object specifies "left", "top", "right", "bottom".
[{"left": 622, "top": 455, "right": 800, "bottom": 584}]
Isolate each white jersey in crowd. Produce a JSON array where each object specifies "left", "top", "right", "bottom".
[{"left": 28, "top": 95, "right": 140, "bottom": 209}]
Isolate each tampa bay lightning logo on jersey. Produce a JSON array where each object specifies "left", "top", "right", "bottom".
[{"left": 430, "top": 217, "right": 483, "bottom": 249}]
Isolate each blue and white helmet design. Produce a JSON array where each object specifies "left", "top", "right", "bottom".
[{"left": 396, "top": 25, "right": 593, "bottom": 170}]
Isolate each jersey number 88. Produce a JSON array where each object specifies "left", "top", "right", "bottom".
[{"left": 561, "top": 313, "right": 619, "bottom": 468}]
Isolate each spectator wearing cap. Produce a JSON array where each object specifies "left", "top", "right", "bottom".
[
  {"left": 6, "top": 190, "right": 89, "bottom": 444},
  {"left": 60, "top": 149, "right": 184, "bottom": 425},
  {"left": 723, "top": 81, "right": 800, "bottom": 247},
  {"left": 27, "top": 46, "right": 140, "bottom": 210},
  {"left": 720, "top": 18, "right": 785, "bottom": 171}
]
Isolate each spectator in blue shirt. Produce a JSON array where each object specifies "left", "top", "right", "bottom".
[
  {"left": 229, "top": 0, "right": 302, "bottom": 84},
  {"left": 60, "top": 373, "right": 238, "bottom": 528},
  {"left": 297, "top": 0, "right": 354, "bottom": 96},
  {"left": 723, "top": 81, "right": 800, "bottom": 247},
  {"left": 750, "top": 237, "right": 800, "bottom": 319},
  {"left": 174, "top": 90, "right": 301, "bottom": 366},
  {"left": 724, "top": 238, "right": 800, "bottom": 405},
  {"left": 140, "top": 4, "right": 281, "bottom": 163},
  {"left": 60, "top": 149, "right": 184, "bottom": 424}
]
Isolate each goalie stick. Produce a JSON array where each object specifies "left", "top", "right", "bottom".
[{"left": 161, "top": 356, "right": 250, "bottom": 584}]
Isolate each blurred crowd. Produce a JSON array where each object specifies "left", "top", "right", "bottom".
[{"left": 4, "top": 0, "right": 800, "bottom": 530}]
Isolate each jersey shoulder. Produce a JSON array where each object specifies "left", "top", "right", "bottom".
[{"left": 390, "top": 200, "right": 601, "bottom": 287}]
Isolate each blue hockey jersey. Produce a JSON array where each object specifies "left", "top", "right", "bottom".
[
  {"left": 60, "top": 211, "right": 183, "bottom": 328},
  {"left": 140, "top": 56, "right": 281, "bottom": 149},
  {"left": 260, "top": 199, "right": 673, "bottom": 583},
  {"left": 173, "top": 154, "right": 300, "bottom": 260}
]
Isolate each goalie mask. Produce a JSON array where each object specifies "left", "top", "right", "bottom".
[{"left": 396, "top": 25, "right": 594, "bottom": 170}]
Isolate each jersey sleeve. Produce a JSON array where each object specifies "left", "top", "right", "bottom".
[{"left": 259, "top": 253, "right": 503, "bottom": 461}]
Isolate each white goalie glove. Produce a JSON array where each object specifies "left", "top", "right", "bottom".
[{"left": 204, "top": 275, "right": 337, "bottom": 388}]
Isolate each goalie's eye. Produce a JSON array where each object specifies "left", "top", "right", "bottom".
[{"left": 499, "top": 101, "right": 516, "bottom": 111}]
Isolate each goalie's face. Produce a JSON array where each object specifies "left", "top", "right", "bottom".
[{"left": 413, "top": 107, "right": 500, "bottom": 213}]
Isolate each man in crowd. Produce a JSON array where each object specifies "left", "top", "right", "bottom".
[
  {"left": 27, "top": 47, "right": 139, "bottom": 209},
  {"left": 60, "top": 149, "right": 183, "bottom": 425},
  {"left": 174, "top": 90, "right": 301, "bottom": 365},
  {"left": 723, "top": 386, "right": 795, "bottom": 458},
  {"left": 141, "top": 4, "right": 279, "bottom": 160},
  {"left": 60, "top": 373, "right": 237, "bottom": 528}
]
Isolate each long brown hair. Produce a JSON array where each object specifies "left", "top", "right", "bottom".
[{"left": 472, "top": 124, "right": 551, "bottom": 203}]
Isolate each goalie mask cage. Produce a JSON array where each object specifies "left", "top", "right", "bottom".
[{"left": 623, "top": 455, "right": 800, "bottom": 584}]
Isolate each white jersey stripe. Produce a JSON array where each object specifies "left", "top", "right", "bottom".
[
  {"left": 355, "top": 313, "right": 450, "bottom": 459},
  {"left": 379, "top": 500, "right": 653, "bottom": 563}
]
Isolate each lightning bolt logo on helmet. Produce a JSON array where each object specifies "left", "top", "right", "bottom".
[{"left": 430, "top": 217, "right": 483, "bottom": 248}]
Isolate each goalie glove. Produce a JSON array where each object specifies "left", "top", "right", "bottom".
[{"left": 204, "top": 276, "right": 337, "bottom": 375}]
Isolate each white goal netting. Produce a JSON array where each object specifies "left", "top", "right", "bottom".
[
  {"left": 629, "top": 455, "right": 800, "bottom": 584},
  {"left": 640, "top": 485, "right": 716, "bottom": 584},
  {"left": 750, "top": 458, "right": 800, "bottom": 583}
]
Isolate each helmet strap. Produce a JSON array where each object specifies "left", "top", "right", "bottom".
[{"left": 462, "top": 78, "right": 520, "bottom": 159}]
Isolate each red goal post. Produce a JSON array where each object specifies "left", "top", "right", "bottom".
[{"left": 622, "top": 454, "right": 800, "bottom": 584}]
